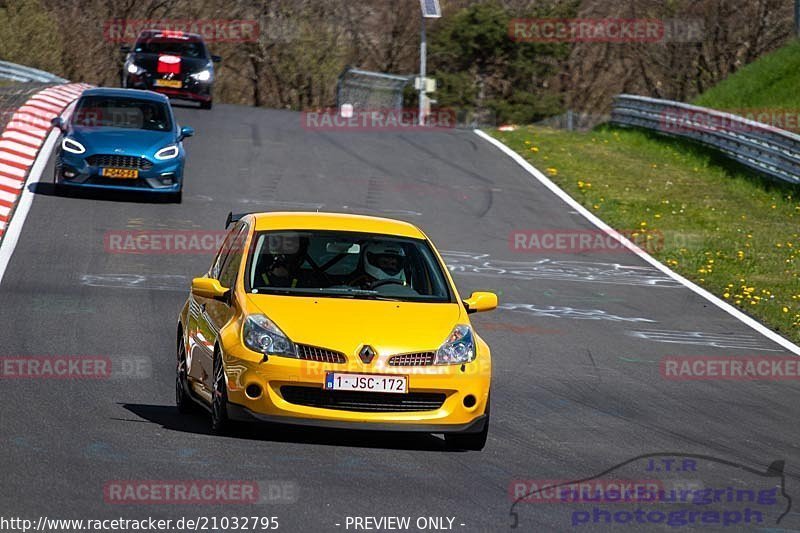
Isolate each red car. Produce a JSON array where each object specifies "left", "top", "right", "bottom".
[{"left": 121, "top": 29, "right": 221, "bottom": 109}]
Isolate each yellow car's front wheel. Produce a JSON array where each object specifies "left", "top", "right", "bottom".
[
  {"left": 211, "top": 349, "right": 230, "bottom": 434},
  {"left": 175, "top": 334, "right": 193, "bottom": 414}
]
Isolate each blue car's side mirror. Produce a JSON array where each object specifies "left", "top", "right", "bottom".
[
  {"left": 179, "top": 126, "right": 194, "bottom": 140},
  {"left": 51, "top": 117, "right": 64, "bottom": 131}
]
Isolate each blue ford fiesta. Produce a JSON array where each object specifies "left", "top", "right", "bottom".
[{"left": 52, "top": 88, "right": 193, "bottom": 203}]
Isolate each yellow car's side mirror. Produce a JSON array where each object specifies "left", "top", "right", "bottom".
[
  {"left": 191, "top": 277, "right": 230, "bottom": 302},
  {"left": 463, "top": 291, "right": 498, "bottom": 314}
]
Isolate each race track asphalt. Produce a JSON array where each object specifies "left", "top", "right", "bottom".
[{"left": 1, "top": 102, "right": 798, "bottom": 532}]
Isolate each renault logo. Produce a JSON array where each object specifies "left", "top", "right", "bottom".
[{"left": 358, "top": 345, "right": 376, "bottom": 364}]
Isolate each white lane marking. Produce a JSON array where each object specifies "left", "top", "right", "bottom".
[
  {"left": 474, "top": 129, "right": 800, "bottom": 356},
  {"left": 0, "top": 129, "right": 58, "bottom": 286},
  {"left": 500, "top": 303, "right": 656, "bottom": 323},
  {"left": 236, "top": 198, "right": 325, "bottom": 209},
  {"left": 441, "top": 250, "right": 680, "bottom": 287},
  {"left": 627, "top": 329, "right": 783, "bottom": 351},
  {"left": 80, "top": 274, "right": 190, "bottom": 292}
]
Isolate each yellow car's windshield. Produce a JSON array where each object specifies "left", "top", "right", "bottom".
[{"left": 245, "top": 230, "right": 454, "bottom": 303}]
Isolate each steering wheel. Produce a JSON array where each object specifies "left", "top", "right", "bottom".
[{"left": 370, "top": 279, "right": 406, "bottom": 289}]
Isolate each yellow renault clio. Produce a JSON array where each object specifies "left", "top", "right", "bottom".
[{"left": 176, "top": 212, "right": 497, "bottom": 450}]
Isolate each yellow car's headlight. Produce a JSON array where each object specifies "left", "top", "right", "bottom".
[
  {"left": 434, "top": 325, "right": 475, "bottom": 365},
  {"left": 243, "top": 314, "right": 296, "bottom": 358}
]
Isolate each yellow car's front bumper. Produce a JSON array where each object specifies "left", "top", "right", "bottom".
[{"left": 222, "top": 344, "right": 491, "bottom": 433}]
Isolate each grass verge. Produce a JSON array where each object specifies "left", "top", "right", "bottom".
[
  {"left": 693, "top": 40, "right": 800, "bottom": 112},
  {"left": 491, "top": 124, "right": 800, "bottom": 343}
]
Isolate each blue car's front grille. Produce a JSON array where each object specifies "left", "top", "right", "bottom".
[
  {"left": 86, "top": 154, "right": 153, "bottom": 170},
  {"left": 84, "top": 176, "right": 150, "bottom": 188}
]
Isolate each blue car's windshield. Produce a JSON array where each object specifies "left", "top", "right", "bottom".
[{"left": 72, "top": 96, "right": 172, "bottom": 132}]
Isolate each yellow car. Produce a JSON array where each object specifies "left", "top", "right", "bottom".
[{"left": 176, "top": 212, "right": 497, "bottom": 450}]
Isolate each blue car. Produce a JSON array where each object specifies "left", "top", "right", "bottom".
[{"left": 52, "top": 88, "right": 193, "bottom": 203}]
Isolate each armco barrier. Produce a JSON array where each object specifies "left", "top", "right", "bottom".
[
  {"left": 610, "top": 94, "right": 800, "bottom": 186},
  {"left": 0, "top": 61, "right": 68, "bottom": 84},
  {"left": 0, "top": 83, "right": 91, "bottom": 238}
]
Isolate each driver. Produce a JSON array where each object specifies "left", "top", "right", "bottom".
[
  {"left": 351, "top": 242, "right": 408, "bottom": 289},
  {"left": 259, "top": 234, "right": 309, "bottom": 288}
]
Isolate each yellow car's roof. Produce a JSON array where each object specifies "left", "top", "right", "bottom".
[{"left": 249, "top": 211, "right": 426, "bottom": 239}]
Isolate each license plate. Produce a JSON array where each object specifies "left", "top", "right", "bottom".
[
  {"left": 101, "top": 168, "right": 138, "bottom": 179},
  {"left": 155, "top": 79, "right": 182, "bottom": 88},
  {"left": 325, "top": 372, "right": 407, "bottom": 394}
]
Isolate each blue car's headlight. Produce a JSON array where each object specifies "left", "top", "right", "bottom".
[
  {"left": 61, "top": 137, "right": 86, "bottom": 154},
  {"left": 434, "top": 325, "right": 475, "bottom": 365},
  {"left": 243, "top": 314, "right": 297, "bottom": 358},
  {"left": 154, "top": 144, "right": 179, "bottom": 160}
]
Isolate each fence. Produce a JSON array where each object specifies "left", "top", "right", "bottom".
[
  {"left": 336, "top": 67, "right": 412, "bottom": 112},
  {"left": 610, "top": 94, "right": 800, "bottom": 185}
]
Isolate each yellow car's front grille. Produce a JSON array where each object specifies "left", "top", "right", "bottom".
[
  {"left": 280, "top": 386, "right": 446, "bottom": 412},
  {"left": 387, "top": 351, "right": 435, "bottom": 366},
  {"left": 295, "top": 343, "right": 347, "bottom": 364}
]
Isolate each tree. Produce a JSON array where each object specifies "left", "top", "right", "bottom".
[{"left": 429, "top": 1, "right": 572, "bottom": 124}]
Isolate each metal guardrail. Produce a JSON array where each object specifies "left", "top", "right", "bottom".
[
  {"left": 0, "top": 60, "right": 67, "bottom": 84},
  {"left": 610, "top": 94, "right": 800, "bottom": 186}
]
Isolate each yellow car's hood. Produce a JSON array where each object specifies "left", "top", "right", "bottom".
[{"left": 245, "top": 294, "right": 465, "bottom": 356}]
